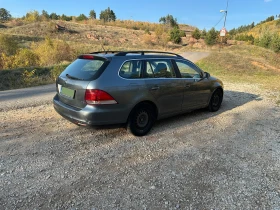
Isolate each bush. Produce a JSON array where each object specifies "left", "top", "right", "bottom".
[
  {"left": 51, "top": 65, "right": 66, "bottom": 80},
  {"left": 0, "top": 34, "right": 19, "bottom": 55},
  {"left": 25, "top": 10, "right": 40, "bottom": 22},
  {"left": 257, "top": 30, "right": 272, "bottom": 48},
  {"left": 235, "top": 34, "right": 254, "bottom": 44},
  {"left": 169, "top": 27, "right": 182, "bottom": 44},
  {"left": 179, "top": 30, "right": 186, "bottom": 37},
  {"left": 1, "top": 48, "right": 39, "bottom": 69},
  {"left": 192, "top": 28, "right": 201, "bottom": 39},
  {"left": 254, "top": 28, "right": 280, "bottom": 53},
  {"left": 270, "top": 33, "right": 280, "bottom": 53},
  {"left": 144, "top": 28, "right": 151, "bottom": 35},
  {"left": 32, "top": 37, "right": 75, "bottom": 66},
  {"left": 0, "top": 64, "right": 69, "bottom": 90}
]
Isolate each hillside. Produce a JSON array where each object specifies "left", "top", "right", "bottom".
[
  {"left": 0, "top": 20, "right": 195, "bottom": 53},
  {"left": 247, "top": 19, "right": 280, "bottom": 37}
]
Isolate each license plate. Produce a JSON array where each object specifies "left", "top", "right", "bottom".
[{"left": 60, "top": 87, "right": 75, "bottom": 99}]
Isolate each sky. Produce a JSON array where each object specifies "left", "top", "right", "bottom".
[{"left": 0, "top": 0, "right": 279, "bottom": 30}]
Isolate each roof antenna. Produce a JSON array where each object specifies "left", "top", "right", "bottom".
[{"left": 101, "top": 43, "right": 106, "bottom": 52}]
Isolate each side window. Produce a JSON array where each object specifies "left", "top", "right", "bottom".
[
  {"left": 176, "top": 61, "right": 202, "bottom": 78},
  {"left": 119, "top": 60, "right": 142, "bottom": 79},
  {"left": 144, "top": 60, "right": 176, "bottom": 78}
]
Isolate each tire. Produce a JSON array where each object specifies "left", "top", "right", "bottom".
[
  {"left": 127, "top": 104, "right": 156, "bottom": 136},
  {"left": 208, "top": 89, "right": 223, "bottom": 112}
]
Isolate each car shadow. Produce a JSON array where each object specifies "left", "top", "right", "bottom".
[
  {"left": 84, "top": 90, "right": 261, "bottom": 136},
  {"left": 150, "top": 90, "right": 262, "bottom": 135}
]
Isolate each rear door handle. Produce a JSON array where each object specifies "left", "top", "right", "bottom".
[
  {"left": 185, "top": 84, "right": 191, "bottom": 88},
  {"left": 151, "top": 86, "right": 160, "bottom": 90}
]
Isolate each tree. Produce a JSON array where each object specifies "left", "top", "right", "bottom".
[
  {"left": 61, "top": 14, "right": 72, "bottom": 21},
  {"left": 170, "top": 27, "right": 182, "bottom": 44},
  {"left": 205, "top": 28, "right": 218, "bottom": 45},
  {"left": 41, "top": 10, "right": 49, "bottom": 20},
  {"left": 25, "top": 10, "right": 40, "bottom": 22},
  {"left": 250, "top": 22, "right": 255, "bottom": 29},
  {"left": 159, "top": 14, "right": 178, "bottom": 28},
  {"left": 89, "top": 10, "right": 96, "bottom": 19},
  {"left": 0, "top": 8, "right": 12, "bottom": 22},
  {"left": 99, "top": 7, "right": 116, "bottom": 22},
  {"left": 192, "top": 28, "right": 201, "bottom": 39},
  {"left": 49, "top": 13, "right": 59, "bottom": 20},
  {"left": 76, "top": 14, "right": 88, "bottom": 21},
  {"left": 201, "top": 29, "right": 207, "bottom": 39}
]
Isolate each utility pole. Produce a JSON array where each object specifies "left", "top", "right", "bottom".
[{"left": 220, "top": 10, "right": 228, "bottom": 28}]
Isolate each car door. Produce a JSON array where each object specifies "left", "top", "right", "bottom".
[
  {"left": 144, "top": 59, "right": 184, "bottom": 117},
  {"left": 174, "top": 60, "right": 211, "bottom": 110}
]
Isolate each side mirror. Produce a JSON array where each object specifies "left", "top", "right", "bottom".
[{"left": 204, "top": 72, "right": 210, "bottom": 79}]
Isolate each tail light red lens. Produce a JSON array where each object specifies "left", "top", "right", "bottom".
[
  {"left": 85, "top": 89, "right": 117, "bottom": 105},
  {"left": 82, "top": 55, "right": 95, "bottom": 60}
]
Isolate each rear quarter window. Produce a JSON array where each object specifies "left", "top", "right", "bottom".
[{"left": 119, "top": 60, "right": 142, "bottom": 79}]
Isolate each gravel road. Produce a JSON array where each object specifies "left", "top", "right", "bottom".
[{"left": 1, "top": 81, "right": 280, "bottom": 209}]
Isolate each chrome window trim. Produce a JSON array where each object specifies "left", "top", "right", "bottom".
[
  {"left": 118, "top": 58, "right": 178, "bottom": 80},
  {"left": 174, "top": 58, "right": 204, "bottom": 77}
]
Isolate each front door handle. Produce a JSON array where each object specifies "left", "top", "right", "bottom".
[
  {"left": 185, "top": 84, "right": 191, "bottom": 88},
  {"left": 151, "top": 86, "right": 160, "bottom": 90}
]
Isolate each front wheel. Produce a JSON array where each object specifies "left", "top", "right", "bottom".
[
  {"left": 127, "top": 104, "right": 155, "bottom": 136},
  {"left": 208, "top": 89, "right": 223, "bottom": 112}
]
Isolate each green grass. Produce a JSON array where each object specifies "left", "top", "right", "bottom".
[
  {"left": 196, "top": 45, "right": 280, "bottom": 91},
  {"left": 0, "top": 64, "right": 68, "bottom": 91}
]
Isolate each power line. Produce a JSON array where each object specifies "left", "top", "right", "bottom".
[{"left": 213, "top": 14, "right": 226, "bottom": 28}]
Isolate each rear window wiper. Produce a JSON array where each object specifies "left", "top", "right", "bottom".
[{"left": 66, "top": 74, "right": 85, "bottom": 81}]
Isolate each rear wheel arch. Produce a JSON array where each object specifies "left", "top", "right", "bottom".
[{"left": 127, "top": 101, "right": 158, "bottom": 122}]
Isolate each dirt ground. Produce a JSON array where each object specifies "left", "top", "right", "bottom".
[{"left": 0, "top": 82, "right": 280, "bottom": 209}]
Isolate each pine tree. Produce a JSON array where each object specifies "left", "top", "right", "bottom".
[
  {"left": 89, "top": 10, "right": 96, "bottom": 19},
  {"left": 205, "top": 28, "right": 218, "bottom": 45},
  {"left": 192, "top": 28, "right": 201, "bottom": 40},
  {"left": 99, "top": 7, "right": 116, "bottom": 22}
]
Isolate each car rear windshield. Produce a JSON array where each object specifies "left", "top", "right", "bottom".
[{"left": 61, "top": 58, "right": 108, "bottom": 80}]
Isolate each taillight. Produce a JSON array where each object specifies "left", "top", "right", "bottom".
[
  {"left": 85, "top": 89, "right": 117, "bottom": 105},
  {"left": 82, "top": 55, "right": 95, "bottom": 60}
]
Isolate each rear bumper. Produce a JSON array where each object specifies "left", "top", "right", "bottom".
[{"left": 53, "top": 94, "right": 129, "bottom": 126}]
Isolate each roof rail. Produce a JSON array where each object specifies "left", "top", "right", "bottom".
[
  {"left": 90, "top": 51, "right": 121, "bottom": 54},
  {"left": 114, "top": 51, "right": 183, "bottom": 58}
]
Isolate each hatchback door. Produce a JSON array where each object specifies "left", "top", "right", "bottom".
[
  {"left": 174, "top": 60, "right": 211, "bottom": 110},
  {"left": 144, "top": 59, "right": 183, "bottom": 116},
  {"left": 56, "top": 55, "right": 109, "bottom": 109}
]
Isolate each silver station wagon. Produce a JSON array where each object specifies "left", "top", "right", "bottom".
[{"left": 53, "top": 51, "right": 223, "bottom": 136}]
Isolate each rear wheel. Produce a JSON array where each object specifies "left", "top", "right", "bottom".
[
  {"left": 208, "top": 89, "right": 223, "bottom": 112},
  {"left": 127, "top": 104, "right": 156, "bottom": 136}
]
